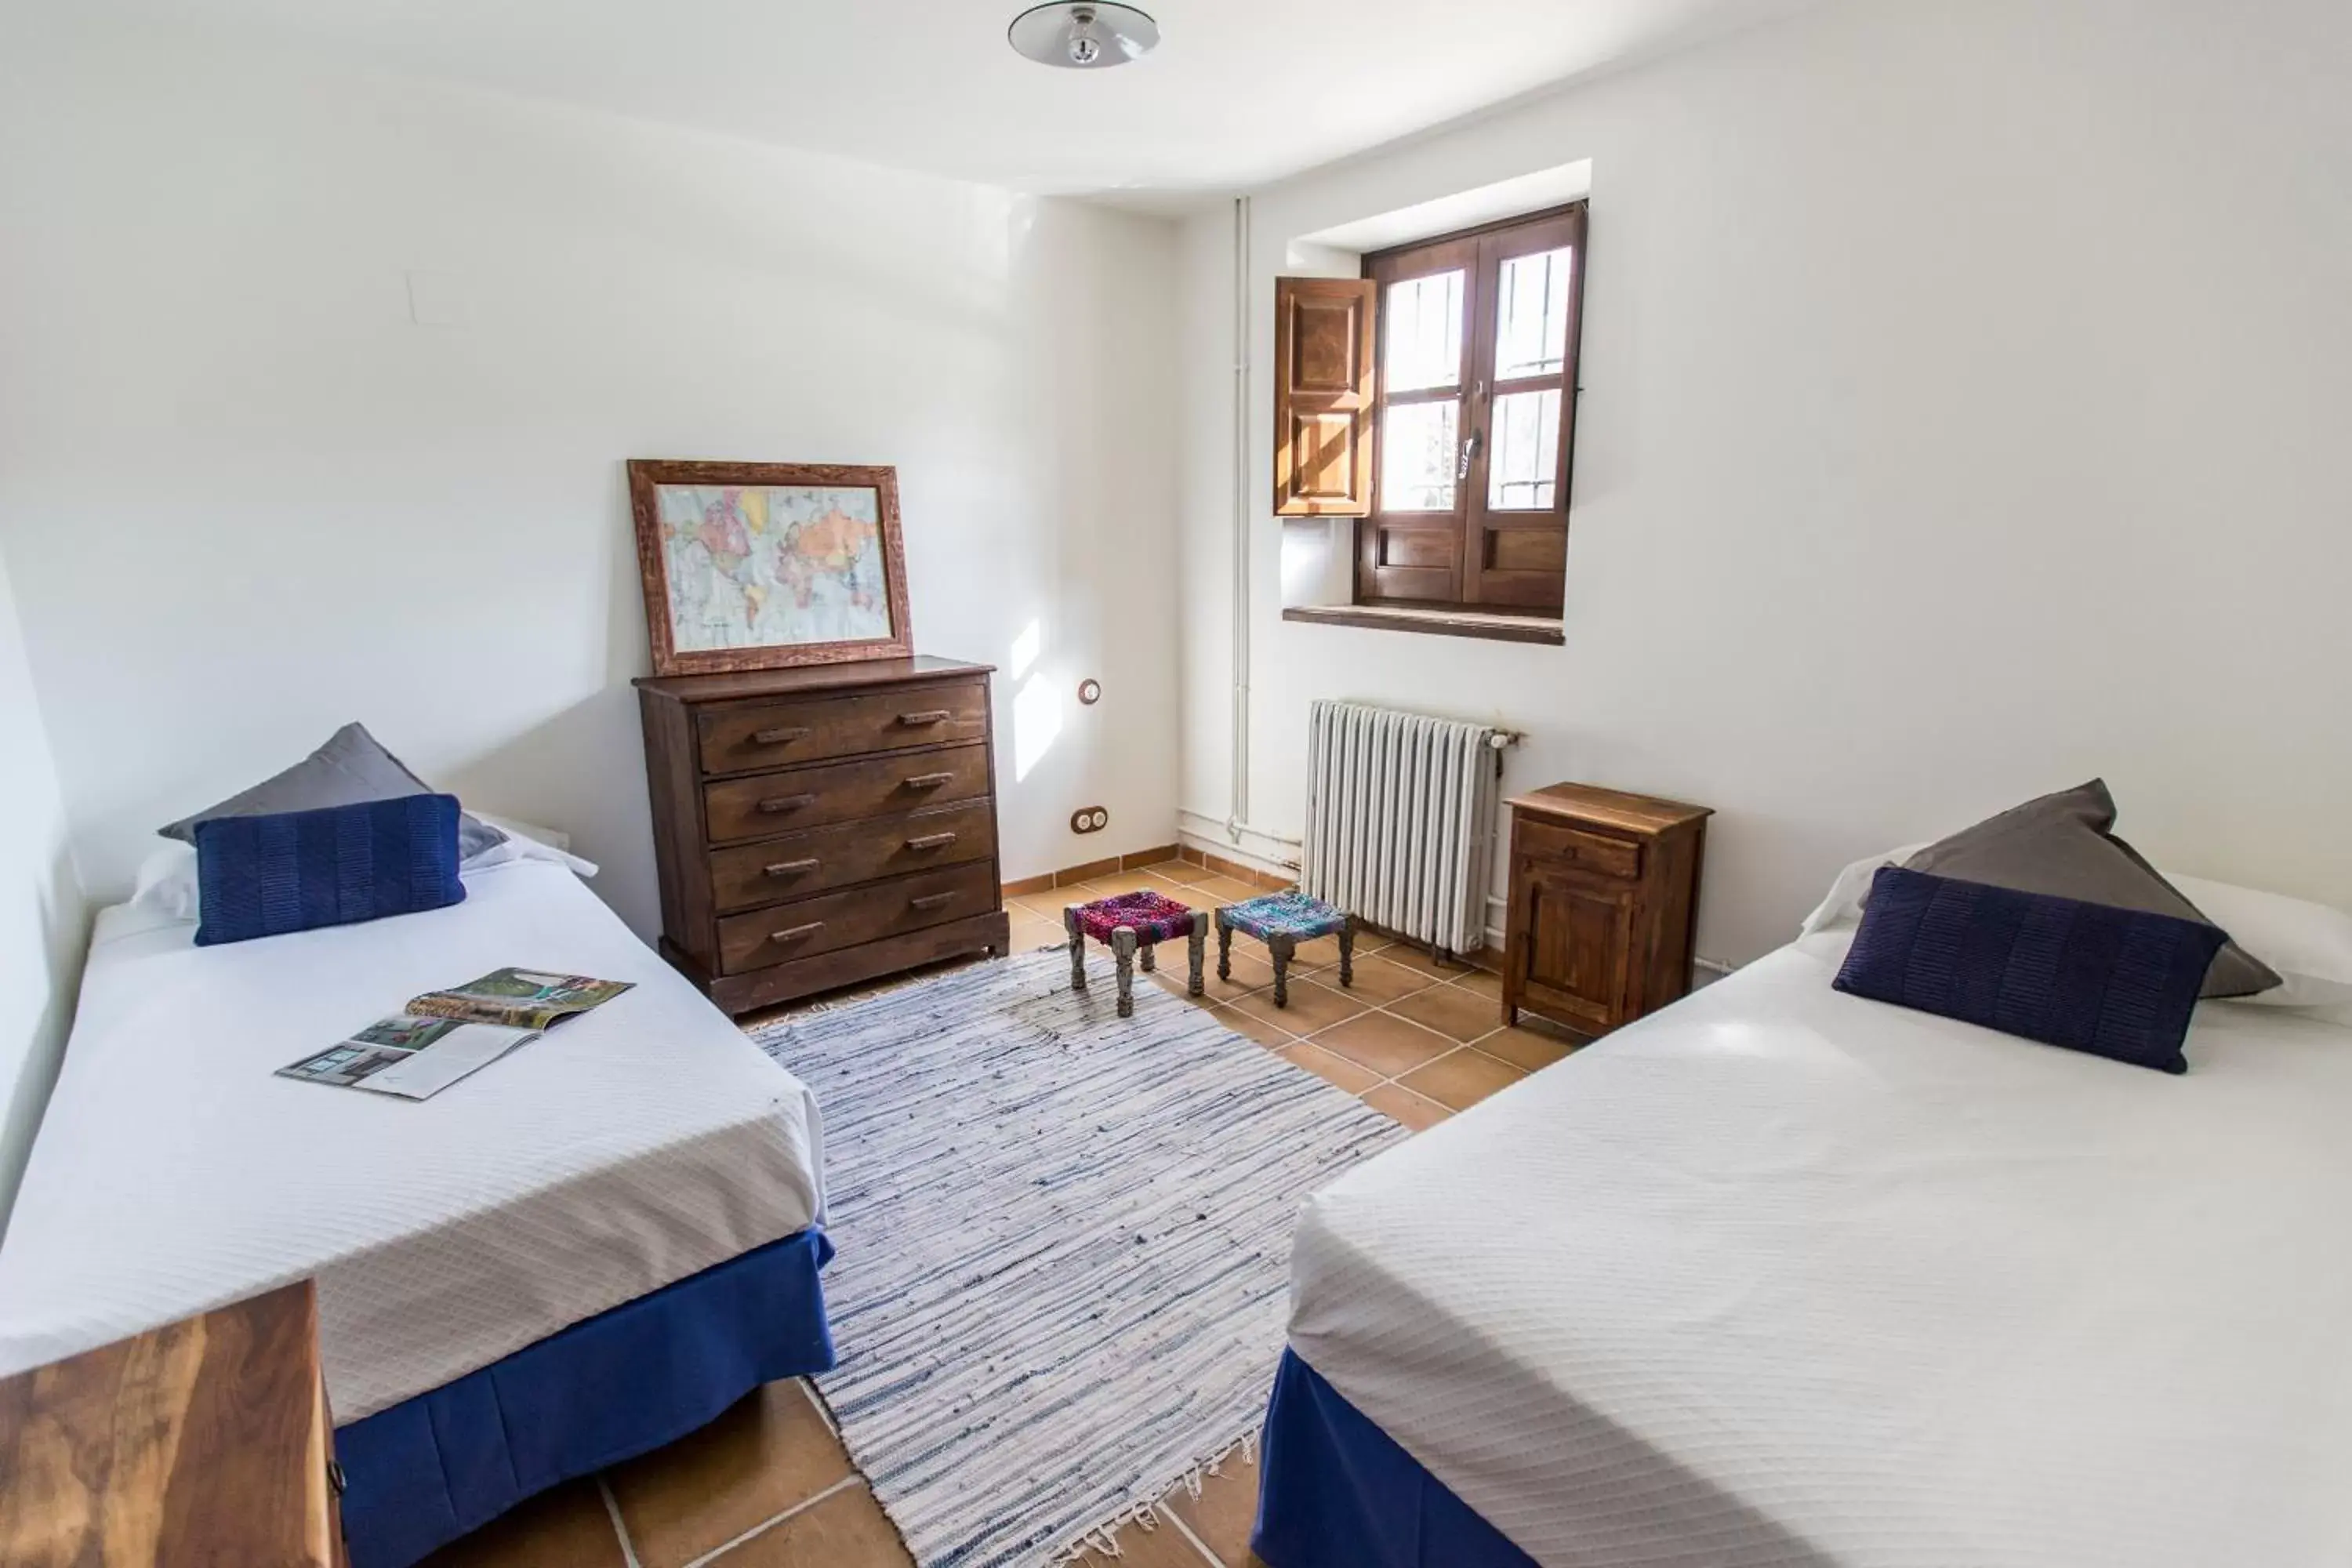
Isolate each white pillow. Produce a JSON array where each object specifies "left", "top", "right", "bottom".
[
  {"left": 1796, "top": 842, "right": 1930, "bottom": 938},
  {"left": 2163, "top": 874, "right": 2352, "bottom": 1008},
  {"left": 460, "top": 815, "right": 600, "bottom": 879},
  {"left": 474, "top": 811, "right": 569, "bottom": 852},
  {"left": 129, "top": 840, "right": 201, "bottom": 922},
  {"left": 125, "top": 813, "right": 595, "bottom": 924}
]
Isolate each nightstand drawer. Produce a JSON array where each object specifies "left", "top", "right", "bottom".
[
  {"left": 1517, "top": 818, "right": 1643, "bottom": 880},
  {"left": 707, "top": 799, "right": 997, "bottom": 913},
  {"left": 696, "top": 680, "right": 989, "bottom": 776},
  {"left": 702, "top": 743, "right": 992, "bottom": 844},
  {"left": 716, "top": 862, "right": 998, "bottom": 975}
]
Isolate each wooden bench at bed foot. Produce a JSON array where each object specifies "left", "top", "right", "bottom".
[{"left": 0, "top": 1280, "right": 345, "bottom": 1567}]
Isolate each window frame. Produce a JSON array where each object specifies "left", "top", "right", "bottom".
[{"left": 1357, "top": 201, "right": 1588, "bottom": 616}]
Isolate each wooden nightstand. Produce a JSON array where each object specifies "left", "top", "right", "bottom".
[
  {"left": 0, "top": 1281, "right": 343, "bottom": 1566},
  {"left": 1501, "top": 782, "right": 1711, "bottom": 1037}
]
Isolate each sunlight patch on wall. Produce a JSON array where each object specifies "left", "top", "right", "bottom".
[
  {"left": 1009, "top": 618, "right": 1043, "bottom": 681},
  {"left": 1013, "top": 670, "right": 1062, "bottom": 782}
]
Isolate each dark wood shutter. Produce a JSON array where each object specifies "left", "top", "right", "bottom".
[{"left": 1272, "top": 277, "right": 1377, "bottom": 517}]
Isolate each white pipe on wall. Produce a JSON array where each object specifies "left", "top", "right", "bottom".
[
  {"left": 1178, "top": 808, "right": 1300, "bottom": 851},
  {"left": 1226, "top": 194, "right": 1253, "bottom": 842},
  {"left": 1189, "top": 194, "right": 1300, "bottom": 866}
]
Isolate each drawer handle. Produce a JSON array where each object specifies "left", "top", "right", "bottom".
[
  {"left": 751, "top": 725, "right": 812, "bottom": 746},
  {"left": 898, "top": 710, "right": 953, "bottom": 727},
  {"left": 769, "top": 922, "right": 826, "bottom": 944},
  {"left": 763, "top": 857, "right": 822, "bottom": 878},
  {"left": 905, "top": 832, "right": 960, "bottom": 851},
  {"left": 902, "top": 772, "right": 955, "bottom": 790},
  {"left": 756, "top": 793, "right": 817, "bottom": 815},
  {"left": 909, "top": 892, "right": 960, "bottom": 911}
]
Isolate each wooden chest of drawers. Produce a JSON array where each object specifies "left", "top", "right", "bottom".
[
  {"left": 635, "top": 656, "right": 1011, "bottom": 1016},
  {"left": 1501, "top": 782, "right": 1711, "bottom": 1037}
]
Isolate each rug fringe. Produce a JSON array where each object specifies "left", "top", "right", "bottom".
[{"left": 1053, "top": 1427, "right": 1260, "bottom": 1564}]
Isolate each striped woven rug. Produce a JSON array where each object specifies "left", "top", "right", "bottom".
[{"left": 750, "top": 949, "right": 1401, "bottom": 1566}]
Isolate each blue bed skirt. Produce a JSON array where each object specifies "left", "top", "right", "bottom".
[
  {"left": 335, "top": 1228, "right": 834, "bottom": 1568},
  {"left": 1253, "top": 1348, "right": 1537, "bottom": 1568}
]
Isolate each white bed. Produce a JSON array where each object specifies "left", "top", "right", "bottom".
[
  {"left": 1287, "top": 924, "right": 2352, "bottom": 1567},
  {"left": 0, "top": 857, "right": 825, "bottom": 1422}
]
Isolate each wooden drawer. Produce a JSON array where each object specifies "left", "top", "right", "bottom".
[
  {"left": 708, "top": 799, "right": 996, "bottom": 914},
  {"left": 702, "top": 743, "right": 992, "bottom": 844},
  {"left": 1516, "top": 818, "right": 1643, "bottom": 880},
  {"left": 717, "top": 861, "right": 999, "bottom": 975},
  {"left": 697, "top": 681, "right": 989, "bottom": 776}
]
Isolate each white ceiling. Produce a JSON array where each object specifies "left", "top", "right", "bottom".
[{"left": 65, "top": 0, "right": 1811, "bottom": 207}]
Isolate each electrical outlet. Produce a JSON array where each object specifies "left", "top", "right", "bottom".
[{"left": 1070, "top": 806, "right": 1109, "bottom": 834}]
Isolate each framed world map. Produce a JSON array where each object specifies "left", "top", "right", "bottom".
[{"left": 626, "top": 460, "right": 914, "bottom": 675}]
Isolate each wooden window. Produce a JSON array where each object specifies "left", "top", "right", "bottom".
[{"left": 1356, "top": 204, "right": 1587, "bottom": 615}]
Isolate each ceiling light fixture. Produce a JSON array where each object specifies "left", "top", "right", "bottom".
[{"left": 1007, "top": 2, "right": 1160, "bottom": 70}]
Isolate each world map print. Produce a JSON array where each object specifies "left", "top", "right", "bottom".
[{"left": 655, "top": 484, "right": 891, "bottom": 652}]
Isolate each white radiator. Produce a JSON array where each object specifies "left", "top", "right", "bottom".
[{"left": 1301, "top": 699, "right": 1504, "bottom": 956}]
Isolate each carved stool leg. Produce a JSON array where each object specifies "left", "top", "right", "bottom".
[
  {"left": 1112, "top": 926, "right": 1138, "bottom": 1018},
  {"left": 1338, "top": 916, "right": 1357, "bottom": 988},
  {"left": 1188, "top": 913, "right": 1207, "bottom": 998},
  {"left": 1065, "top": 906, "right": 1087, "bottom": 992},
  {"left": 1269, "top": 932, "right": 1296, "bottom": 1007},
  {"left": 1139, "top": 938, "right": 1157, "bottom": 973},
  {"left": 1216, "top": 909, "right": 1232, "bottom": 982}
]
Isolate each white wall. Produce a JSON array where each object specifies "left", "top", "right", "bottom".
[
  {"left": 1178, "top": 0, "right": 2352, "bottom": 965},
  {"left": 0, "top": 545, "right": 87, "bottom": 1232},
  {"left": 0, "top": 15, "right": 1181, "bottom": 938}
]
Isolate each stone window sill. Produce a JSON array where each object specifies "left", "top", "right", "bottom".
[{"left": 1281, "top": 604, "right": 1564, "bottom": 646}]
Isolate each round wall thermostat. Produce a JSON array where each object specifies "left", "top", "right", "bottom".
[{"left": 1076, "top": 677, "right": 1102, "bottom": 705}]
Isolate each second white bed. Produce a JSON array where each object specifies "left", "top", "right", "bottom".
[
  {"left": 0, "top": 858, "right": 825, "bottom": 1421},
  {"left": 1288, "top": 927, "right": 2352, "bottom": 1567}
]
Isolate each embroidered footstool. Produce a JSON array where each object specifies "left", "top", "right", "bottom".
[
  {"left": 1063, "top": 891, "right": 1208, "bottom": 1018},
  {"left": 1215, "top": 891, "right": 1356, "bottom": 1007}
]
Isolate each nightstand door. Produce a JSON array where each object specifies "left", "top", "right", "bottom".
[{"left": 1515, "top": 860, "right": 1637, "bottom": 1032}]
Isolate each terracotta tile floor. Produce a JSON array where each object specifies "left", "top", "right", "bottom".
[{"left": 419, "top": 856, "right": 1577, "bottom": 1568}]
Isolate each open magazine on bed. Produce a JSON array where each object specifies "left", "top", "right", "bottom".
[{"left": 275, "top": 968, "right": 633, "bottom": 1101}]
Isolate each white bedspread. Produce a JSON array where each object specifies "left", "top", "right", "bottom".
[
  {"left": 0, "top": 861, "right": 824, "bottom": 1422},
  {"left": 1288, "top": 929, "right": 2352, "bottom": 1567}
]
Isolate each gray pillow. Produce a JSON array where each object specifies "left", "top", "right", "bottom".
[
  {"left": 158, "top": 722, "right": 506, "bottom": 862},
  {"left": 1904, "top": 779, "right": 2279, "bottom": 999}
]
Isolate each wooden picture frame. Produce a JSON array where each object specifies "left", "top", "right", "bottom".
[{"left": 626, "top": 460, "right": 914, "bottom": 677}]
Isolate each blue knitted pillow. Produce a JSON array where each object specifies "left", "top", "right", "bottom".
[
  {"left": 1834, "top": 866, "right": 2227, "bottom": 1074},
  {"left": 194, "top": 794, "right": 465, "bottom": 947}
]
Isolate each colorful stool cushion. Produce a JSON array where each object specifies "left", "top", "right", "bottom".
[
  {"left": 1215, "top": 891, "right": 1356, "bottom": 1007},
  {"left": 1064, "top": 891, "right": 1208, "bottom": 1018},
  {"left": 1221, "top": 891, "right": 1349, "bottom": 941},
  {"left": 1072, "top": 891, "right": 1199, "bottom": 944}
]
